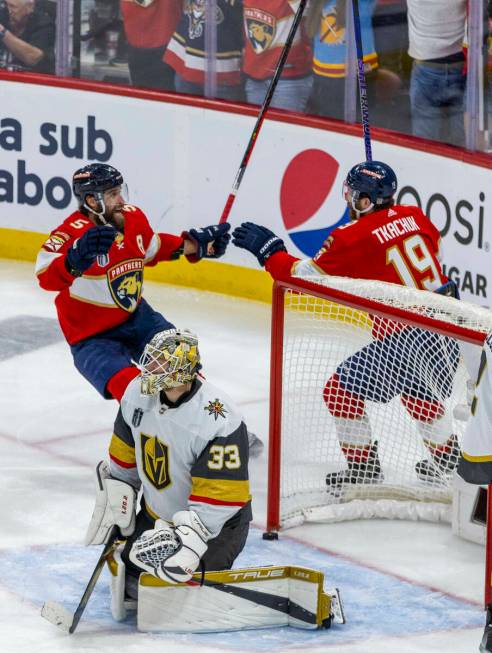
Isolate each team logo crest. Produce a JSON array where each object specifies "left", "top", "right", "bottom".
[
  {"left": 184, "top": 0, "right": 224, "bottom": 39},
  {"left": 107, "top": 259, "right": 144, "bottom": 312},
  {"left": 204, "top": 398, "right": 228, "bottom": 421},
  {"left": 141, "top": 433, "right": 171, "bottom": 490},
  {"left": 245, "top": 9, "right": 275, "bottom": 53}
]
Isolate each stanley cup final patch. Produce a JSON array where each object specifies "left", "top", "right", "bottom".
[
  {"left": 204, "top": 398, "right": 228, "bottom": 421},
  {"left": 107, "top": 259, "right": 144, "bottom": 312},
  {"left": 244, "top": 8, "right": 275, "bottom": 53}
]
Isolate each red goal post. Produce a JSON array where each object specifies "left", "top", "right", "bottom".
[{"left": 266, "top": 275, "right": 492, "bottom": 536}]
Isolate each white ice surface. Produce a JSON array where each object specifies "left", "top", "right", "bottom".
[{"left": 0, "top": 259, "right": 486, "bottom": 652}]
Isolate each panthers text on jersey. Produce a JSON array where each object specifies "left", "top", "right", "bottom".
[
  {"left": 108, "top": 377, "right": 251, "bottom": 536},
  {"left": 35, "top": 206, "right": 184, "bottom": 344}
]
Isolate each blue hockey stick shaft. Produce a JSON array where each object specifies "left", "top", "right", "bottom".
[{"left": 352, "top": 0, "right": 373, "bottom": 161}]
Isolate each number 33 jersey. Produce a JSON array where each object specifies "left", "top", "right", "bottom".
[{"left": 109, "top": 377, "right": 251, "bottom": 537}]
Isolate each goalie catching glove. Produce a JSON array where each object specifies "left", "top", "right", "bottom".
[
  {"left": 232, "top": 222, "right": 286, "bottom": 266},
  {"left": 85, "top": 461, "right": 137, "bottom": 545},
  {"left": 182, "top": 223, "right": 231, "bottom": 262},
  {"left": 129, "top": 510, "right": 211, "bottom": 583}
]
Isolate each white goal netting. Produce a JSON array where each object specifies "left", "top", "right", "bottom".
[{"left": 272, "top": 276, "right": 492, "bottom": 529}]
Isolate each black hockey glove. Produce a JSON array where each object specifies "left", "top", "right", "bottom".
[
  {"left": 232, "top": 221, "right": 286, "bottom": 266},
  {"left": 65, "top": 225, "right": 116, "bottom": 276},
  {"left": 184, "top": 223, "right": 231, "bottom": 261}
]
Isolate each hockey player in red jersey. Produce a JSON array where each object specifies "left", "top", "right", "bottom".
[
  {"left": 232, "top": 160, "right": 461, "bottom": 489},
  {"left": 35, "top": 163, "right": 231, "bottom": 401}
]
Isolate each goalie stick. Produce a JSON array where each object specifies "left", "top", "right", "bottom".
[
  {"left": 219, "top": 0, "right": 308, "bottom": 224},
  {"left": 41, "top": 526, "right": 119, "bottom": 634}
]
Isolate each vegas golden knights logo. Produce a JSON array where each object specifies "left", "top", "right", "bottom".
[{"left": 141, "top": 434, "right": 171, "bottom": 490}]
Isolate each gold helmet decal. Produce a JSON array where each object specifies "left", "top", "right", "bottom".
[{"left": 139, "top": 328, "right": 200, "bottom": 396}]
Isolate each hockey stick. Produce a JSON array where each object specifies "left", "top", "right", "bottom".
[
  {"left": 41, "top": 526, "right": 120, "bottom": 634},
  {"left": 351, "top": 0, "right": 373, "bottom": 161},
  {"left": 219, "top": 0, "right": 308, "bottom": 224}
]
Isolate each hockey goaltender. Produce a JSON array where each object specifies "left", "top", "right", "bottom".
[{"left": 42, "top": 328, "right": 344, "bottom": 633}]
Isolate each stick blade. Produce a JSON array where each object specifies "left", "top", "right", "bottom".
[{"left": 41, "top": 600, "right": 74, "bottom": 633}]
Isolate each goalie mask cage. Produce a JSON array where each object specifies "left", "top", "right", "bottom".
[{"left": 266, "top": 275, "right": 492, "bottom": 534}]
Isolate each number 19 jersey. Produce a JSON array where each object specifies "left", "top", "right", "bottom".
[{"left": 266, "top": 204, "right": 448, "bottom": 291}]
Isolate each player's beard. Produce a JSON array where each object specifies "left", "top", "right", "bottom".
[
  {"left": 348, "top": 207, "right": 360, "bottom": 221},
  {"left": 105, "top": 208, "right": 125, "bottom": 232}
]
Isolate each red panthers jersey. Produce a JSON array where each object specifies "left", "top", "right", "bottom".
[
  {"left": 242, "top": 0, "right": 312, "bottom": 79},
  {"left": 120, "top": 0, "right": 181, "bottom": 49},
  {"left": 35, "top": 206, "right": 184, "bottom": 345},
  {"left": 266, "top": 204, "right": 447, "bottom": 290}
]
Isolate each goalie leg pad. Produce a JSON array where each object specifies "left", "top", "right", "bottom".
[
  {"left": 107, "top": 542, "right": 137, "bottom": 621},
  {"left": 136, "top": 565, "right": 343, "bottom": 633},
  {"left": 452, "top": 473, "right": 486, "bottom": 545}
]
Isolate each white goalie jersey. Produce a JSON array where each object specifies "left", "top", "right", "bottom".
[
  {"left": 109, "top": 377, "right": 251, "bottom": 536},
  {"left": 458, "top": 332, "right": 492, "bottom": 485}
]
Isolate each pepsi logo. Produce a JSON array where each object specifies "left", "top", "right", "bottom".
[{"left": 279, "top": 149, "right": 349, "bottom": 257}]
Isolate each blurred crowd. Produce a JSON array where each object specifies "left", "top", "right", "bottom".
[{"left": 1, "top": 0, "right": 491, "bottom": 150}]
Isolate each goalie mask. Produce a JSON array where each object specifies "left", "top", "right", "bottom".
[{"left": 139, "top": 329, "right": 200, "bottom": 396}]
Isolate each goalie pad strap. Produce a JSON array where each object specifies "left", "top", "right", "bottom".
[{"left": 201, "top": 581, "right": 316, "bottom": 624}]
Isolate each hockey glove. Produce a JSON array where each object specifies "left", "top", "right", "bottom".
[
  {"left": 65, "top": 225, "right": 116, "bottom": 275},
  {"left": 182, "top": 223, "right": 231, "bottom": 262},
  {"left": 232, "top": 222, "right": 286, "bottom": 266},
  {"left": 434, "top": 279, "right": 460, "bottom": 299},
  {"left": 129, "top": 512, "right": 210, "bottom": 583},
  {"left": 85, "top": 461, "right": 137, "bottom": 546}
]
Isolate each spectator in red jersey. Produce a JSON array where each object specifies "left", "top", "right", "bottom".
[
  {"left": 120, "top": 0, "right": 181, "bottom": 91},
  {"left": 164, "top": 0, "right": 243, "bottom": 100},
  {"left": 242, "top": 0, "right": 312, "bottom": 112},
  {"left": 35, "top": 163, "right": 231, "bottom": 402},
  {"left": 232, "top": 160, "right": 461, "bottom": 490}
]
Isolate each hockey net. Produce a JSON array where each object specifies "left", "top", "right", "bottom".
[{"left": 266, "top": 275, "right": 492, "bottom": 531}]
